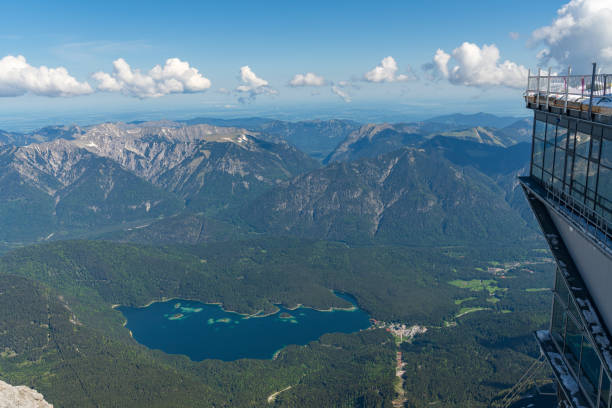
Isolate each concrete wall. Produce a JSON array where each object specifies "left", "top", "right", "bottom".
[{"left": 549, "top": 209, "right": 612, "bottom": 333}]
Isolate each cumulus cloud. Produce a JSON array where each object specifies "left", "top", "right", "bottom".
[
  {"left": 529, "top": 0, "right": 612, "bottom": 71},
  {"left": 364, "top": 56, "right": 415, "bottom": 83},
  {"left": 331, "top": 85, "right": 351, "bottom": 103},
  {"left": 235, "top": 65, "right": 276, "bottom": 102},
  {"left": 0, "top": 55, "right": 92, "bottom": 97},
  {"left": 509, "top": 32, "right": 520, "bottom": 40},
  {"left": 92, "top": 57, "right": 211, "bottom": 98},
  {"left": 432, "top": 49, "right": 451, "bottom": 79},
  {"left": 424, "top": 42, "right": 528, "bottom": 88},
  {"left": 289, "top": 72, "right": 326, "bottom": 87}
]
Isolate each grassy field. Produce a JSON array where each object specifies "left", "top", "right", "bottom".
[
  {"left": 448, "top": 279, "right": 508, "bottom": 296},
  {"left": 455, "top": 307, "right": 490, "bottom": 318},
  {"left": 454, "top": 297, "right": 477, "bottom": 305}
]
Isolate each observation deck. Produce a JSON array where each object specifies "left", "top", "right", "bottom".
[
  {"left": 520, "top": 63, "right": 612, "bottom": 408},
  {"left": 525, "top": 64, "right": 612, "bottom": 125}
]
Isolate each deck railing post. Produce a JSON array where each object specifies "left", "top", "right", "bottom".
[
  {"left": 588, "top": 62, "right": 596, "bottom": 117},
  {"left": 527, "top": 68, "right": 531, "bottom": 89},
  {"left": 526, "top": 68, "right": 531, "bottom": 104},
  {"left": 565, "top": 66, "right": 571, "bottom": 113},
  {"left": 546, "top": 67, "right": 551, "bottom": 110},
  {"left": 536, "top": 68, "right": 541, "bottom": 106}
]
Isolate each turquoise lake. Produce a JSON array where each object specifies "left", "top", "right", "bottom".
[{"left": 118, "top": 293, "right": 371, "bottom": 361}]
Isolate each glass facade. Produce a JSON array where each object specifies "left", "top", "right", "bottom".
[
  {"left": 551, "top": 268, "right": 612, "bottom": 408},
  {"left": 602, "top": 373, "right": 611, "bottom": 408},
  {"left": 530, "top": 111, "right": 612, "bottom": 225},
  {"left": 527, "top": 80, "right": 612, "bottom": 408}
]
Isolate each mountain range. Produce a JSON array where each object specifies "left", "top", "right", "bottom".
[
  {"left": 0, "top": 121, "right": 318, "bottom": 242},
  {"left": 0, "top": 113, "right": 535, "bottom": 248}
]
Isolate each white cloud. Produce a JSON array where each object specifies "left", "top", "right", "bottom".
[
  {"left": 93, "top": 57, "right": 211, "bottom": 98},
  {"left": 530, "top": 0, "right": 612, "bottom": 71},
  {"left": 509, "top": 32, "right": 520, "bottom": 40},
  {"left": 235, "top": 65, "right": 276, "bottom": 102},
  {"left": 0, "top": 55, "right": 92, "bottom": 97},
  {"left": 331, "top": 85, "right": 351, "bottom": 103},
  {"left": 433, "top": 49, "right": 451, "bottom": 79},
  {"left": 289, "top": 72, "right": 326, "bottom": 87},
  {"left": 364, "top": 56, "right": 415, "bottom": 83},
  {"left": 425, "top": 42, "right": 528, "bottom": 88}
]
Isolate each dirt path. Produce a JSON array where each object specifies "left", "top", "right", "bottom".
[
  {"left": 267, "top": 386, "right": 292, "bottom": 404},
  {"left": 392, "top": 351, "right": 407, "bottom": 407}
]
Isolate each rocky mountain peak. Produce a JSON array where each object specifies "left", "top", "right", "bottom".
[{"left": 0, "top": 380, "right": 52, "bottom": 408}]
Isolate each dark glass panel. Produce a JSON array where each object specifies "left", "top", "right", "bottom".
[
  {"left": 531, "top": 163, "right": 543, "bottom": 181},
  {"left": 555, "top": 271, "right": 569, "bottom": 306},
  {"left": 576, "top": 129, "right": 591, "bottom": 158},
  {"left": 557, "top": 125, "right": 569, "bottom": 147},
  {"left": 564, "top": 314, "right": 582, "bottom": 376},
  {"left": 551, "top": 295, "right": 566, "bottom": 347},
  {"left": 603, "top": 136, "right": 612, "bottom": 168},
  {"left": 569, "top": 297, "right": 581, "bottom": 322},
  {"left": 569, "top": 125, "right": 577, "bottom": 151},
  {"left": 554, "top": 148, "right": 566, "bottom": 182},
  {"left": 601, "top": 372, "right": 611, "bottom": 408},
  {"left": 544, "top": 143, "right": 555, "bottom": 174},
  {"left": 565, "top": 155, "right": 574, "bottom": 194},
  {"left": 603, "top": 207, "right": 612, "bottom": 225},
  {"left": 599, "top": 166, "right": 612, "bottom": 213},
  {"left": 546, "top": 122, "right": 556, "bottom": 144},
  {"left": 587, "top": 198, "right": 595, "bottom": 210},
  {"left": 572, "top": 187, "right": 585, "bottom": 202},
  {"left": 533, "top": 137, "right": 545, "bottom": 169},
  {"left": 543, "top": 170, "right": 553, "bottom": 186},
  {"left": 592, "top": 136, "right": 601, "bottom": 161},
  {"left": 587, "top": 162, "right": 599, "bottom": 202},
  {"left": 573, "top": 156, "right": 588, "bottom": 192},
  {"left": 553, "top": 176, "right": 564, "bottom": 192},
  {"left": 579, "top": 336, "right": 601, "bottom": 405},
  {"left": 535, "top": 120, "right": 546, "bottom": 141}
]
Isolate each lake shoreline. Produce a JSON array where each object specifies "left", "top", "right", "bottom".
[
  {"left": 111, "top": 294, "right": 358, "bottom": 319},
  {"left": 114, "top": 294, "right": 371, "bottom": 362}
]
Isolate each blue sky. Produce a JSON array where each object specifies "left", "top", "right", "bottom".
[{"left": 1, "top": 0, "right": 610, "bottom": 129}]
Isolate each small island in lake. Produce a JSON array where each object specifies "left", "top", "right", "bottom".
[
  {"left": 168, "top": 313, "right": 184, "bottom": 320},
  {"left": 279, "top": 312, "right": 294, "bottom": 319}
]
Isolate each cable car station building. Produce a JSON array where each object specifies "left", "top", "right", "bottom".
[{"left": 520, "top": 65, "right": 612, "bottom": 408}]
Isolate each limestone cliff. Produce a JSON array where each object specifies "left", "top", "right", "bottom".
[{"left": 0, "top": 380, "right": 52, "bottom": 408}]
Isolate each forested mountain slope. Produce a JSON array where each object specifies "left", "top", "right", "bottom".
[
  {"left": 242, "top": 146, "right": 537, "bottom": 246},
  {"left": 325, "top": 118, "right": 532, "bottom": 164}
]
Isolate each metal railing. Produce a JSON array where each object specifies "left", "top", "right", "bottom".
[
  {"left": 492, "top": 355, "right": 550, "bottom": 408},
  {"left": 540, "top": 178, "right": 612, "bottom": 253},
  {"left": 525, "top": 63, "right": 612, "bottom": 116}
]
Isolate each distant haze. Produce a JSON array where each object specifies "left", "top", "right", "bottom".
[{"left": 0, "top": 103, "right": 529, "bottom": 133}]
